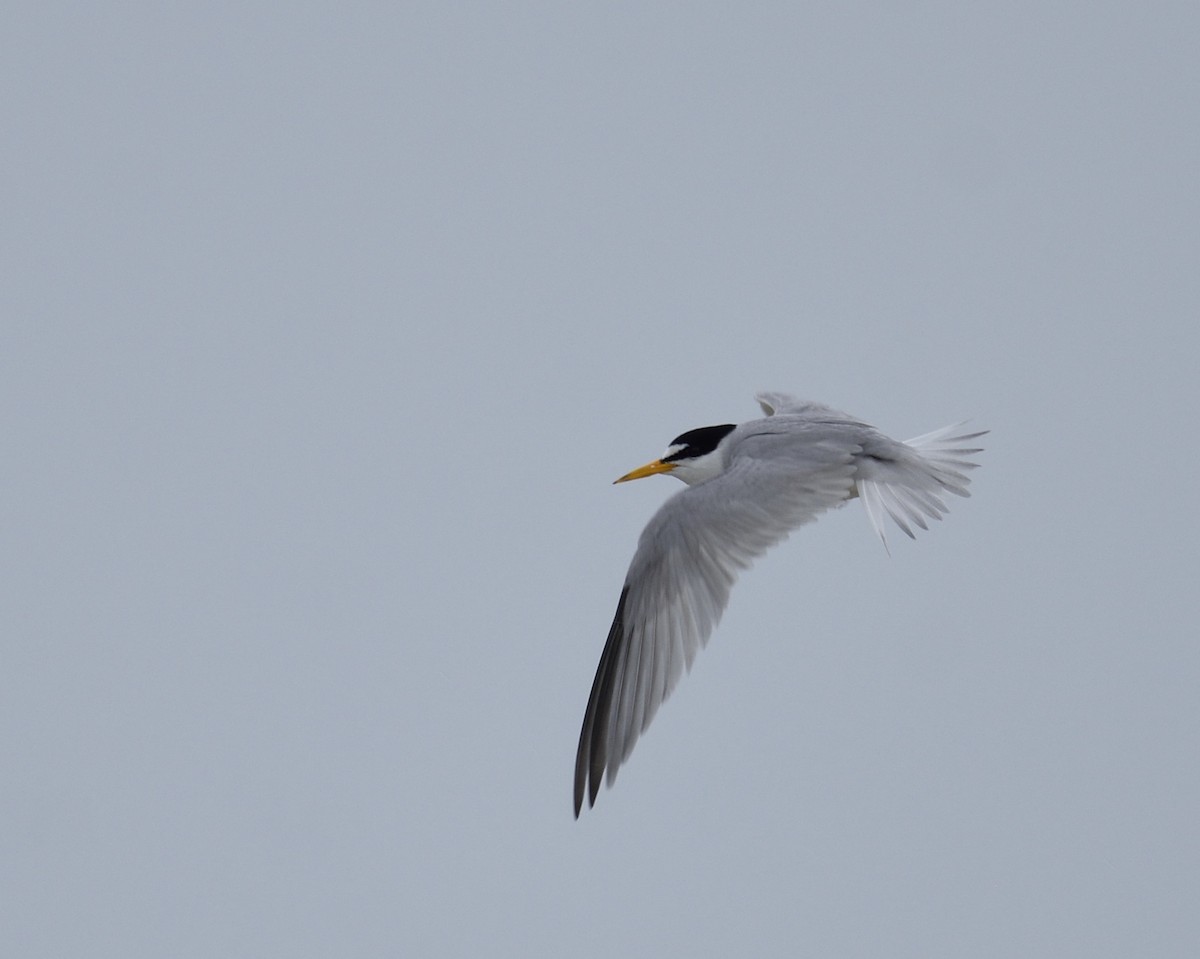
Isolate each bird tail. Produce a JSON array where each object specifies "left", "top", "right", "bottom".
[{"left": 856, "top": 423, "right": 987, "bottom": 551}]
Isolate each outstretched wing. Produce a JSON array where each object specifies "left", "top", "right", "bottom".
[{"left": 574, "top": 432, "right": 857, "bottom": 815}]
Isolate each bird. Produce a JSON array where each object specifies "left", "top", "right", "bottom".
[{"left": 574, "top": 392, "right": 986, "bottom": 817}]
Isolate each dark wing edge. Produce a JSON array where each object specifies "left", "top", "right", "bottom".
[{"left": 573, "top": 586, "right": 630, "bottom": 818}]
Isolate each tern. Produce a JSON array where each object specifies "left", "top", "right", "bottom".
[{"left": 574, "top": 392, "right": 986, "bottom": 816}]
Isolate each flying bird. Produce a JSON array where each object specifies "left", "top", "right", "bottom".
[{"left": 574, "top": 392, "right": 986, "bottom": 816}]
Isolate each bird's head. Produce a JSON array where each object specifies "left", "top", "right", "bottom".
[{"left": 614, "top": 424, "right": 737, "bottom": 487}]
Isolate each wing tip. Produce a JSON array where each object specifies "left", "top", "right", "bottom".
[{"left": 573, "top": 586, "right": 631, "bottom": 818}]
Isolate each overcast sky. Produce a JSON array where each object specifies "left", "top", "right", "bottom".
[{"left": 4, "top": 3, "right": 1198, "bottom": 957}]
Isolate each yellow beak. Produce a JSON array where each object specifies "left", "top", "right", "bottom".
[{"left": 614, "top": 459, "right": 676, "bottom": 484}]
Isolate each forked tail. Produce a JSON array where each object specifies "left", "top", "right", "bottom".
[{"left": 856, "top": 423, "right": 987, "bottom": 551}]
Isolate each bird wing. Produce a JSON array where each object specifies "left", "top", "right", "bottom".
[
  {"left": 756, "top": 391, "right": 837, "bottom": 417},
  {"left": 574, "top": 431, "right": 858, "bottom": 815}
]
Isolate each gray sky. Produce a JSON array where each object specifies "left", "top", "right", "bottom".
[{"left": 4, "top": 3, "right": 1198, "bottom": 956}]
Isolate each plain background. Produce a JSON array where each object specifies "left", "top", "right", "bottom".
[{"left": 4, "top": 3, "right": 1198, "bottom": 956}]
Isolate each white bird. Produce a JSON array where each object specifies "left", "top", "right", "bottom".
[{"left": 574, "top": 392, "right": 986, "bottom": 816}]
